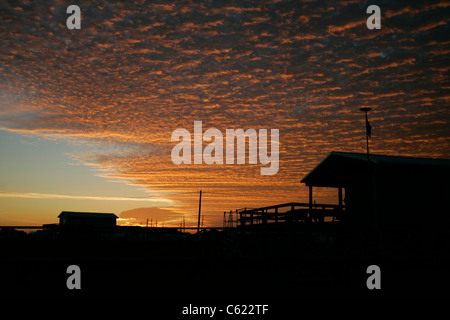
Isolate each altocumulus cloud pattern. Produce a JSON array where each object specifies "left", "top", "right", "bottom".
[{"left": 1, "top": 0, "right": 449, "bottom": 221}]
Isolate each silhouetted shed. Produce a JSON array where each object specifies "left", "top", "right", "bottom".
[
  {"left": 301, "top": 152, "right": 450, "bottom": 226},
  {"left": 58, "top": 211, "right": 118, "bottom": 229}
]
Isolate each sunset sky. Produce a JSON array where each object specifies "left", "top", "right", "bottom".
[{"left": 1, "top": 0, "right": 449, "bottom": 227}]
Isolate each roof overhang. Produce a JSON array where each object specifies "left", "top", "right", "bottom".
[
  {"left": 301, "top": 151, "right": 450, "bottom": 188},
  {"left": 58, "top": 211, "right": 118, "bottom": 219}
]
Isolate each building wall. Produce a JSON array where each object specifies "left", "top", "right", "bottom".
[
  {"left": 61, "top": 216, "right": 116, "bottom": 229},
  {"left": 377, "top": 165, "right": 450, "bottom": 225},
  {"left": 343, "top": 164, "right": 450, "bottom": 226}
]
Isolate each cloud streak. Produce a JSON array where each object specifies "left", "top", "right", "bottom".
[{"left": 0, "top": 191, "right": 174, "bottom": 204}]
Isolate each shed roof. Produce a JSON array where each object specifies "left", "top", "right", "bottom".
[
  {"left": 58, "top": 211, "right": 118, "bottom": 219},
  {"left": 301, "top": 151, "right": 450, "bottom": 188}
]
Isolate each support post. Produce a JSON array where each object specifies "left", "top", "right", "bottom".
[
  {"left": 359, "top": 107, "right": 372, "bottom": 161},
  {"left": 223, "top": 212, "right": 226, "bottom": 228},
  {"left": 197, "top": 190, "right": 202, "bottom": 233}
]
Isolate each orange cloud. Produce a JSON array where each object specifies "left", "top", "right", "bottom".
[{"left": 1, "top": 0, "right": 449, "bottom": 227}]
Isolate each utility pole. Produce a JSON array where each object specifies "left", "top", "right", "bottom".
[
  {"left": 360, "top": 107, "right": 378, "bottom": 228},
  {"left": 197, "top": 190, "right": 202, "bottom": 234},
  {"left": 360, "top": 107, "right": 372, "bottom": 161}
]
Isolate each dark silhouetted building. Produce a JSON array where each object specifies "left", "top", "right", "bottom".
[
  {"left": 58, "top": 211, "right": 118, "bottom": 229},
  {"left": 301, "top": 151, "right": 450, "bottom": 227}
]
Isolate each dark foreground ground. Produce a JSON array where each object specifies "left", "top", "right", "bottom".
[{"left": 1, "top": 225, "right": 449, "bottom": 302}]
